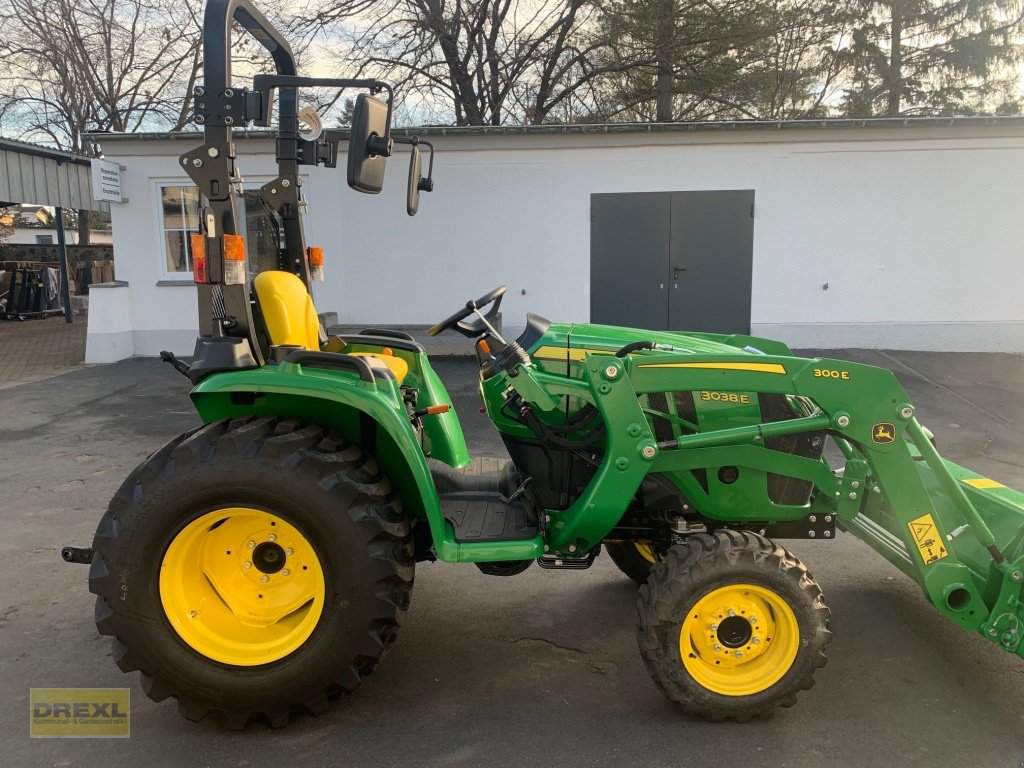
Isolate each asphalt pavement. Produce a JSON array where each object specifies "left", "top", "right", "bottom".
[{"left": 1, "top": 351, "right": 1023, "bottom": 767}]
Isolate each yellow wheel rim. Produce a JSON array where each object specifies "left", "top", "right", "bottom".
[
  {"left": 679, "top": 583, "right": 799, "bottom": 696},
  {"left": 159, "top": 508, "right": 326, "bottom": 666},
  {"left": 634, "top": 542, "right": 662, "bottom": 564}
]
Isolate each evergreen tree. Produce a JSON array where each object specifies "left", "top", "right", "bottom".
[{"left": 843, "top": 0, "right": 1024, "bottom": 117}]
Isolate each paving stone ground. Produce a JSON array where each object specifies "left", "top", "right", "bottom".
[{"left": 0, "top": 314, "right": 87, "bottom": 389}]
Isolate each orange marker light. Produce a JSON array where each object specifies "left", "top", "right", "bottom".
[
  {"left": 190, "top": 234, "right": 207, "bottom": 284},
  {"left": 425, "top": 405, "right": 450, "bottom": 415},
  {"left": 307, "top": 246, "right": 324, "bottom": 266},
  {"left": 478, "top": 339, "right": 491, "bottom": 355},
  {"left": 222, "top": 234, "right": 246, "bottom": 262}
]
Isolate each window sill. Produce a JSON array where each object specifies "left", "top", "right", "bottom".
[{"left": 156, "top": 279, "right": 196, "bottom": 287}]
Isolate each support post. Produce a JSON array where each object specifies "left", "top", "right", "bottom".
[{"left": 54, "top": 206, "right": 74, "bottom": 324}]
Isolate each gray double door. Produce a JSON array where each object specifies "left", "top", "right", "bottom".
[{"left": 590, "top": 190, "right": 754, "bottom": 334}]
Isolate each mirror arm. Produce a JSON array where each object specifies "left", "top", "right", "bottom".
[{"left": 252, "top": 75, "right": 394, "bottom": 156}]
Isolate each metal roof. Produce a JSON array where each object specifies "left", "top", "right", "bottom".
[
  {"left": 87, "top": 115, "right": 1024, "bottom": 144},
  {"left": 0, "top": 137, "right": 104, "bottom": 210}
]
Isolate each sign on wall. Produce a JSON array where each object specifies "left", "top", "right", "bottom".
[{"left": 90, "top": 159, "right": 124, "bottom": 203}]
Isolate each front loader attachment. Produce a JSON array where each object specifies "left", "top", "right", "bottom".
[
  {"left": 564, "top": 345, "right": 1024, "bottom": 663},
  {"left": 842, "top": 421, "right": 1024, "bottom": 658}
]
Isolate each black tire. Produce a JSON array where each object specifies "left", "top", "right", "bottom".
[
  {"left": 605, "top": 541, "right": 663, "bottom": 585},
  {"left": 637, "top": 530, "right": 830, "bottom": 722},
  {"left": 88, "top": 416, "right": 414, "bottom": 728}
]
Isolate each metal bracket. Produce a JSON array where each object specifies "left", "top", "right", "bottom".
[{"left": 982, "top": 561, "right": 1024, "bottom": 653}]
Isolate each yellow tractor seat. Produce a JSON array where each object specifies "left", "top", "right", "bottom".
[{"left": 252, "top": 270, "right": 408, "bottom": 384}]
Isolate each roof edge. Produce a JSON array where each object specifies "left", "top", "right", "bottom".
[{"left": 86, "top": 115, "right": 1024, "bottom": 144}]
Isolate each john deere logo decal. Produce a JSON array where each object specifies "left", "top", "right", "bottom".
[{"left": 872, "top": 423, "right": 895, "bottom": 444}]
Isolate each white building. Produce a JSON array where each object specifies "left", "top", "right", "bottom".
[{"left": 86, "top": 117, "right": 1024, "bottom": 363}]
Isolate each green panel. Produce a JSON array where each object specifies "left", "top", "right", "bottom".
[{"left": 337, "top": 342, "right": 470, "bottom": 468}]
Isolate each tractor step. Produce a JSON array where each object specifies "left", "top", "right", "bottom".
[
  {"left": 441, "top": 496, "right": 538, "bottom": 543},
  {"left": 430, "top": 457, "right": 538, "bottom": 543}
]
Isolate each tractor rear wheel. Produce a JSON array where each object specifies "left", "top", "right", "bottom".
[
  {"left": 637, "top": 530, "right": 830, "bottom": 721},
  {"left": 88, "top": 416, "right": 413, "bottom": 728},
  {"left": 605, "top": 541, "right": 665, "bottom": 585}
]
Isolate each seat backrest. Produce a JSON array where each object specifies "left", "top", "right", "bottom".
[{"left": 252, "top": 271, "right": 321, "bottom": 351}]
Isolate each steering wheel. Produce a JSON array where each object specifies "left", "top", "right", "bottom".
[{"left": 428, "top": 285, "right": 507, "bottom": 338}]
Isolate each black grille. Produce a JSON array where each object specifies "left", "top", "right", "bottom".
[
  {"left": 758, "top": 393, "right": 826, "bottom": 505},
  {"left": 645, "top": 392, "right": 675, "bottom": 443},
  {"left": 673, "top": 391, "right": 698, "bottom": 434}
]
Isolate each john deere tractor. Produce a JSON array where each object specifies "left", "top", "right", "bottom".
[{"left": 64, "top": 0, "right": 1024, "bottom": 728}]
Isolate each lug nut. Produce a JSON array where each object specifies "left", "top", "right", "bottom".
[
  {"left": 281, "top": 569, "right": 290, "bottom": 577},
  {"left": 713, "top": 644, "right": 722, "bottom": 652},
  {"left": 749, "top": 617, "right": 757, "bottom": 624},
  {"left": 260, "top": 575, "right": 269, "bottom": 583},
  {"left": 710, "top": 623, "right": 719, "bottom": 631},
  {"left": 243, "top": 561, "right": 251, "bottom": 569},
  {"left": 735, "top": 651, "right": 743, "bottom": 658},
  {"left": 752, "top": 637, "right": 761, "bottom": 645},
  {"left": 268, "top": 534, "right": 277, "bottom": 542},
  {"left": 728, "top": 609, "right": 736, "bottom": 617},
  {"left": 188, "top": 610, "right": 199, "bottom": 619},
  {"left": 247, "top": 540, "right": 255, "bottom": 549},
  {"left": 285, "top": 548, "right": 294, "bottom": 556}
]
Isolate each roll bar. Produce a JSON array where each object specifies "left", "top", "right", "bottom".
[{"left": 179, "top": 0, "right": 429, "bottom": 366}]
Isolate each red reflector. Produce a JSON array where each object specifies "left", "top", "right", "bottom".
[{"left": 190, "top": 234, "right": 207, "bottom": 284}]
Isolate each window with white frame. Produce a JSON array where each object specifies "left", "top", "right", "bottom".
[
  {"left": 157, "top": 183, "right": 290, "bottom": 281},
  {"left": 160, "top": 185, "right": 202, "bottom": 277}
]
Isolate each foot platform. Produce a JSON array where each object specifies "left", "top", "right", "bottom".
[{"left": 430, "top": 458, "right": 538, "bottom": 543}]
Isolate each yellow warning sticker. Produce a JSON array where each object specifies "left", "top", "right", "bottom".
[
  {"left": 907, "top": 514, "right": 948, "bottom": 565},
  {"left": 962, "top": 477, "right": 1005, "bottom": 490}
]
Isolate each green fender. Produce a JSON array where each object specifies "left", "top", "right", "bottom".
[{"left": 188, "top": 360, "right": 465, "bottom": 559}]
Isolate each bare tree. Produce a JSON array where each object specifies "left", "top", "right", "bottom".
[
  {"left": 306, "top": 0, "right": 622, "bottom": 125},
  {"left": 0, "top": 0, "right": 207, "bottom": 152},
  {"left": 0, "top": 0, "right": 310, "bottom": 152}
]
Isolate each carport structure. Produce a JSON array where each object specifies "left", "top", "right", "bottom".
[{"left": 0, "top": 137, "right": 106, "bottom": 322}]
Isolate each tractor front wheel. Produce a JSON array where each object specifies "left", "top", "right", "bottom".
[
  {"left": 88, "top": 416, "right": 413, "bottom": 728},
  {"left": 637, "top": 530, "right": 830, "bottom": 721},
  {"left": 605, "top": 541, "right": 665, "bottom": 585}
]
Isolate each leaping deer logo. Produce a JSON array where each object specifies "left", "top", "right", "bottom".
[{"left": 872, "top": 423, "right": 895, "bottom": 444}]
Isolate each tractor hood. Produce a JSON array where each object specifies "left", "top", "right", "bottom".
[{"left": 520, "top": 314, "right": 794, "bottom": 365}]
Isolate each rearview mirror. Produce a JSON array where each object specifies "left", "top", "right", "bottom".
[
  {"left": 407, "top": 145, "right": 423, "bottom": 216},
  {"left": 347, "top": 93, "right": 390, "bottom": 194}
]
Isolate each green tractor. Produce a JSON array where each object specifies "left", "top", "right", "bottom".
[{"left": 64, "top": 0, "right": 1024, "bottom": 728}]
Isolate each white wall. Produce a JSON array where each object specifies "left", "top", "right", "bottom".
[{"left": 95, "top": 125, "right": 1024, "bottom": 358}]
